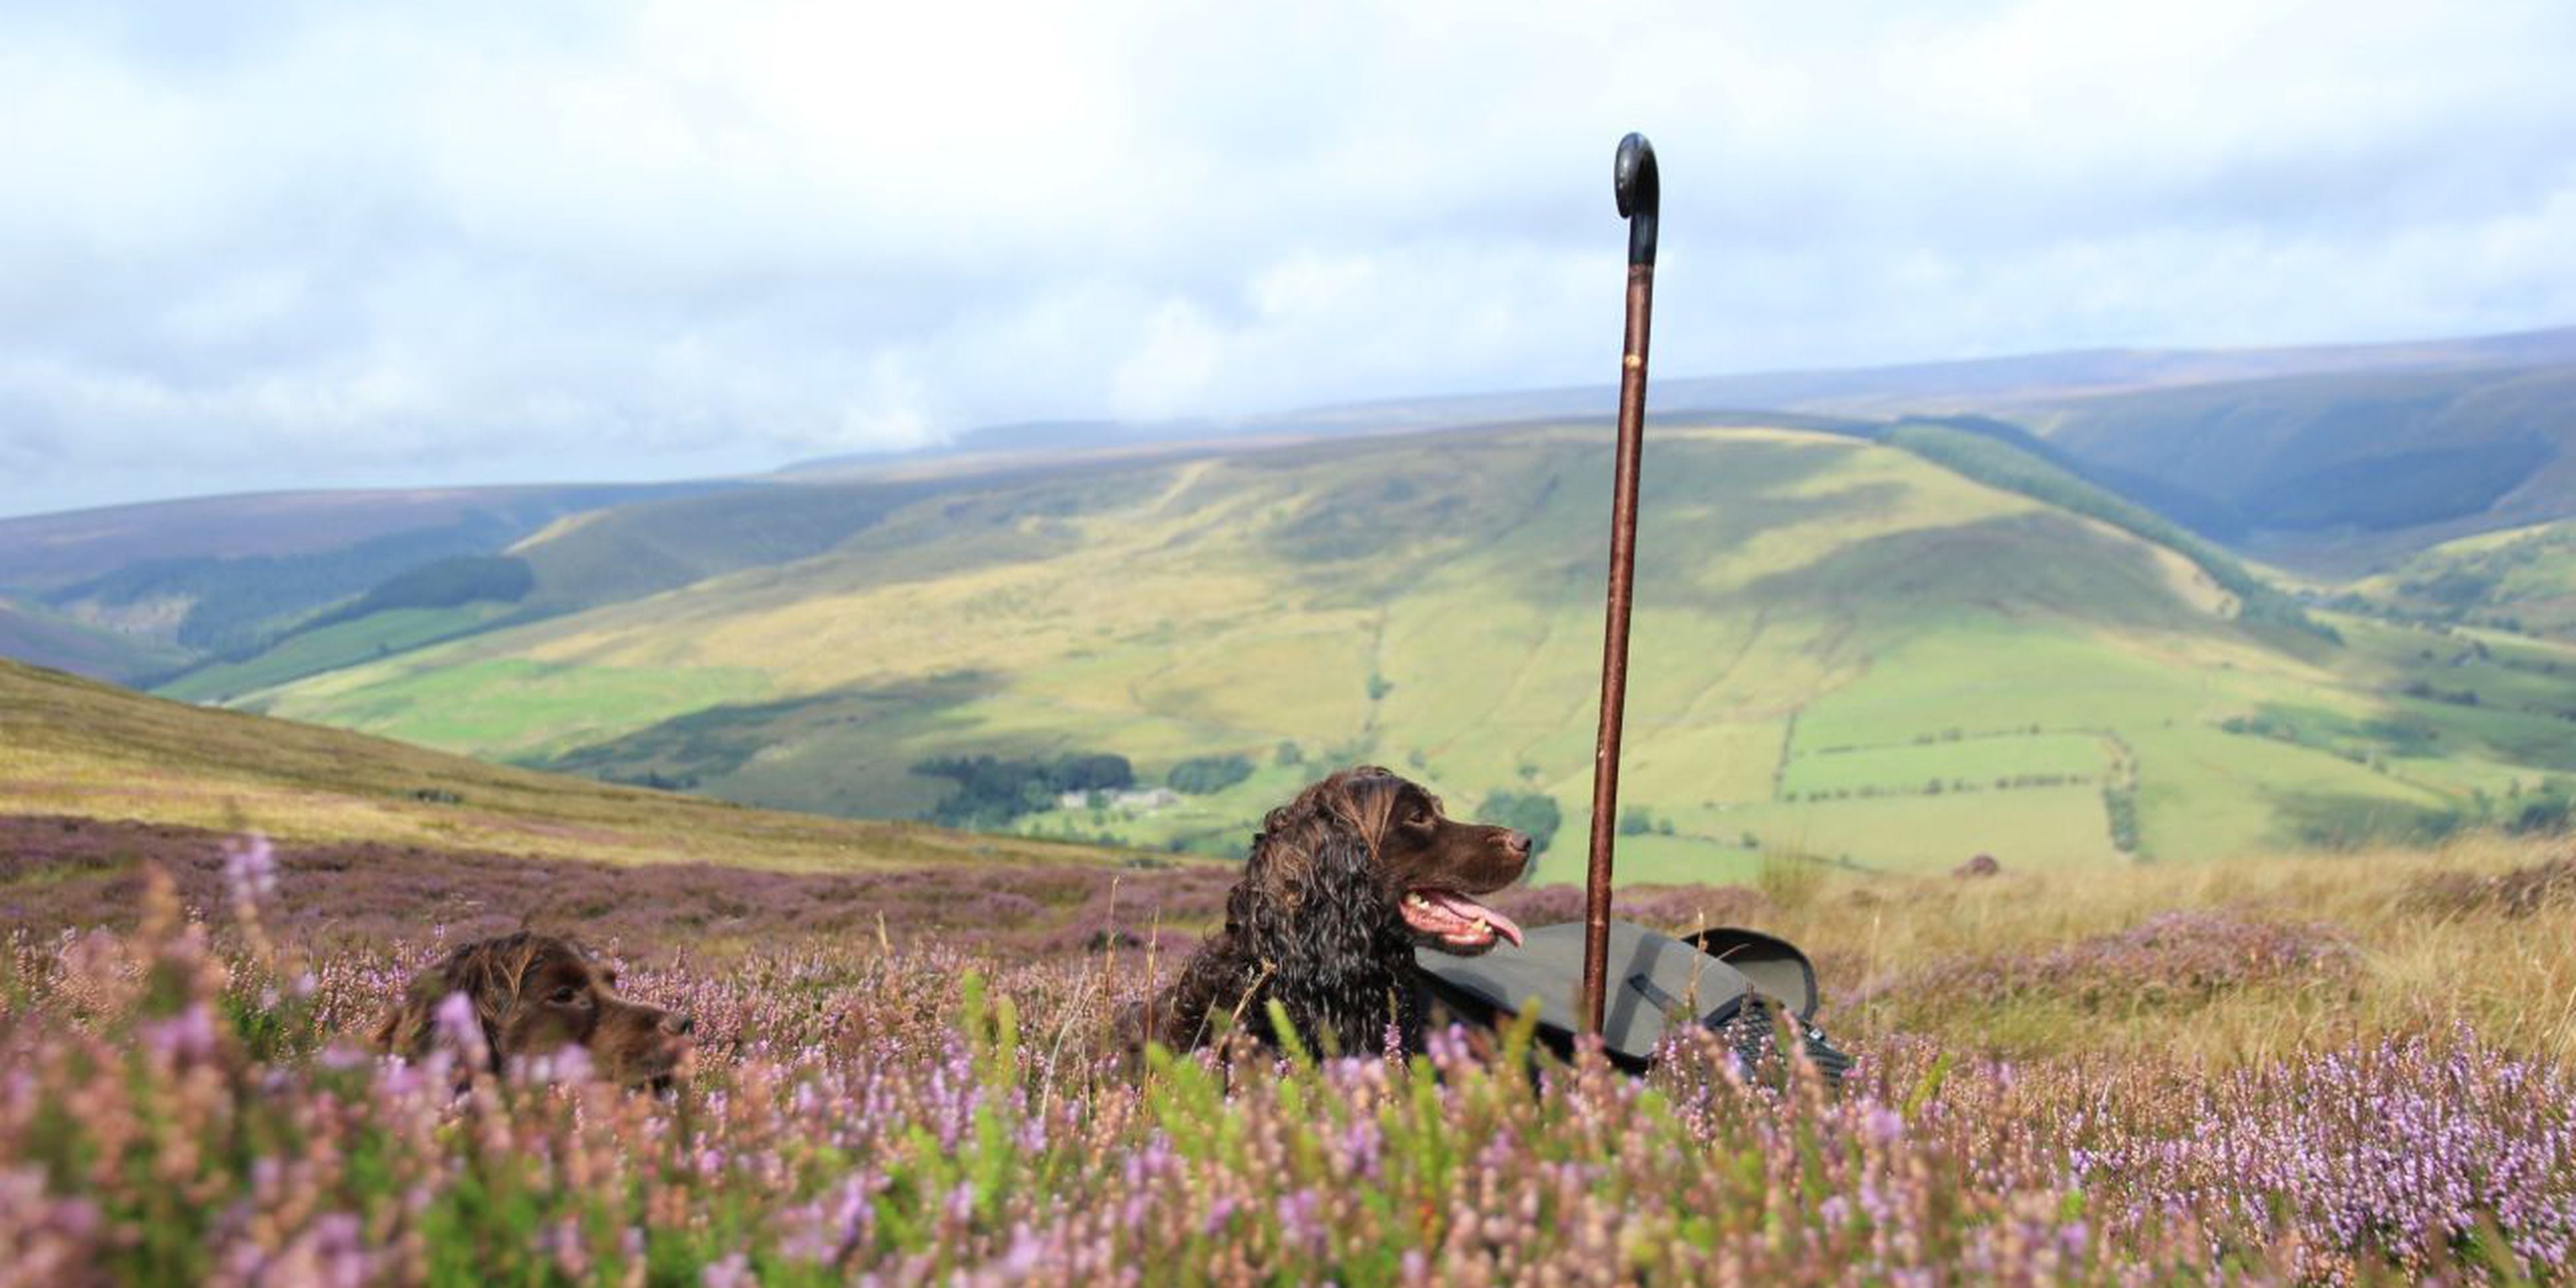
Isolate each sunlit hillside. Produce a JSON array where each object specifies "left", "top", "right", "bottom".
[
  {"left": 152, "top": 421, "right": 2574, "bottom": 880},
  {"left": 0, "top": 657, "right": 1112, "bottom": 873}
]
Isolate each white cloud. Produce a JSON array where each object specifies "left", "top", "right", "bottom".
[{"left": 0, "top": 0, "right": 2571, "bottom": 514}]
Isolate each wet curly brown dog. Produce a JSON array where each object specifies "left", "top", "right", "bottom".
[
  {"left": 373, "top": 931, "right": 694, "bottom": 1090},
  {"left": 1138, "top": 765, "right": 1532, "bottom": 1058}
]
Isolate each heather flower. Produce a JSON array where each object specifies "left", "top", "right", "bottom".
[
  {"left": 700, "top": 1252, "right": 754, "bottom": 1287},
  {"left": 222, "top": 834, "right": 279, "bottom": 906},
  {"left": 142, "top": 1001, "right": 220, "bottom": 1064},
  {"left": 0, "top": 842, "right": 2563, "bottom": 1283},
  {"left": 430, "top": 988, "right": 490, "bottom": 1073}
]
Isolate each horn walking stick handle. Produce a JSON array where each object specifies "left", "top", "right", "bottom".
[{"left": 1582, "top": 133, "right": 1658, "bottom": 1037}]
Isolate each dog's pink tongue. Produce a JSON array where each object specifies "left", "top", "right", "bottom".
[{"left": 1423, "top": 889, "right": 1523, "bottom": 946}]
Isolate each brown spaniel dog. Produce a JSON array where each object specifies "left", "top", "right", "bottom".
[
  {"left": 373, "top": 931, "right": 693, "bottom": 1090},
  {"left": 1141, "top": 766, "right": 1532, "bottom": 1057}
]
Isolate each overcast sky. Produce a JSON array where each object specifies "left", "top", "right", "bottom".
[{"left": 3, "top": 0, "right": 2571, "bottom": 517}]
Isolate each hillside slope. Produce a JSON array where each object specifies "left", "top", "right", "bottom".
[
  {"left": 208, "top": 421, "right": 2576, "bottom": 879},
  {"left": 1926, "top": 363, "right": 2576, "bottom": 571},
  {"left": 0, "top": 597, "right": 192, "bottom": 681},
  {"left": 0, "top": 657, "right": 1110, "bottom": 873},
  {"left": 0, "top": 482, "right": 735, "bottom": 681}
]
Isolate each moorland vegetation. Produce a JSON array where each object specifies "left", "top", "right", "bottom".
[{"left": 1, "top": 812, "right": 2569, "bottom": 1281}]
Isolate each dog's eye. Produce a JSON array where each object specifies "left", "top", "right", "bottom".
[
  {"left": 548, "top": 986, "right": 582, "bottom": 1006},
  {"left": 1405, "top": 809, "right": 1435, "bottom": 829}
]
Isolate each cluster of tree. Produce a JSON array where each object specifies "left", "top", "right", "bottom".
[
  {"left": 2313, "top": 588, "right": 2542, "bottom": 636},
  {"left": 1792, "top": 775, "right": 2084, "bottom": 802},
  {"left": 1617, "top": 807, "right": 1675, "bottom": 837},
  {"left": 1166, "top": 754, "right": 1254, "bottom": 795},
  {"left": 911, "top": 751, "right": 1133, "bottom": 828},
  {"left": 2503, "top": 785, "right": 2575, "bottom": 836},
  {"left": 2102, "top": 785, "right": 2141, "bottom": 853},
  {"left": 2399, "top": 679, "right": 2481, "bottom": 708},
  {"left": 605, "top": 769, "right": 701, "bottom": 792},
  {"left": 1478, "top": 791, "right": 1562, "bottom": 856}
]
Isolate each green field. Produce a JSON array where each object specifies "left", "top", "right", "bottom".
[
  {"left": 157, "top": 604, "right": 521, "bottom": 703},
  {"left": 154, "top": 419, "right": 2576, "bottom": 879}
]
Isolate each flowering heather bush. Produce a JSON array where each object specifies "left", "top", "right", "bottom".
[
  {"left": 1853, "top": 910, "right": 2359, "bottom": 1021},
  {"left": 2409, "top": 851, "right": 2576, "bottom": 918},
  {"left": 0, "top": 814, "right": 1235, "bottom": 958},
  {"left": 1, "top": 841, "right": 2571, "bottom": 1284}
]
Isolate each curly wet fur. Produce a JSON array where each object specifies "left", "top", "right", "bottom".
[{"left": 1141, "top": 767, "right": 1529, "bottom": 1057}]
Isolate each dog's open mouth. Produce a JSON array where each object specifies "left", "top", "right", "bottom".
[{"left": 1402, "top": 888, "right": 1524, "bottom": 951}]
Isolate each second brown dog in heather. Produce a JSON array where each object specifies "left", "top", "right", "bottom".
[
  {"left": 373, "top": 931, "right": 694, "bottom": 1090},
  {"left": 1139, "top": 766, "right": 1532, "bottom": 1058}
]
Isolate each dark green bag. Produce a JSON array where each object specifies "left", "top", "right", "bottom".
[{"left": 1417, "top": 920, "right": 1850, "bottom": 1082}]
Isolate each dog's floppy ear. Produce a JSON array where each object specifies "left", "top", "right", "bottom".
[
  {"left": 1241, "top": 809, "right": 1405, "bottom": 1056},
  {"left": 372, "top": 939, "right": 515, "bottom": 1071}
]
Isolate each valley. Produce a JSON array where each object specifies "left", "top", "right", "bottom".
[{"left": 11, "top": 329, "right": 2576, "bottom": 882}]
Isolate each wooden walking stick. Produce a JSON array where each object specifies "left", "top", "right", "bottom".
[{"left": 1581, "top": 132, "right": 1659, "bottom": 1037}]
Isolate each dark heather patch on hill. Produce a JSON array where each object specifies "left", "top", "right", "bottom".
[
  {"left": 0, "top": 482, "right": 731, "bottom": 597},
  {"left": 291, "top": 555, "right": 535, "bottom": 636},
  {"left": 513, "top": 481, "right": 952, "bottom": 611},
  {"left": 2407, "top": 853, "right": 2576, "bottom": 918},
  {"left": 2243, "top": 439, "right": 2556, "bottom": 531},
  {"left": 0, "top": 813, "right": 1750, "bottom": 958},
  {"left": 1849, "top": 911, "right": 2356, "bottom": 1019},
  {"left": 0, "top": 599, "right": 192, "bottom": 683},
  {"left": 2023, "top": 363, "right": 2576, "bottom": 544},
  {"left": 513, "top": 456, "right": 1193, "bottom": 615},
  {"left": 0, "top": 814, "right": 1224, "bottom": 956},
  {"left": 529, "top": 673, "right": 1002, "bottom": 800},
  {"left": 46, "top": 516, "right": 527, "bottom": 656}
]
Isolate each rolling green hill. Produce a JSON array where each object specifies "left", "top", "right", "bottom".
[
  {"left": 15, "top": 327, "right": 2576, "bottom": 697},
  {"left": 2334, "top": 519, "right": 2576, "bottom": 640},
  {"left": 0, "top": 597, "right": 193, "bottom": 682},
  {"left": 0, "top": 656, "right": 1113, "bottom": 873},
  {"left": 0, "top": 482, "right": 732, "bottom": 683},
  {"left": 193, "top": 420, "right": 2576, "bottom": 880},
  {"left": 1937, "top": 363, "right": 2576, "bottom": 572}
]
